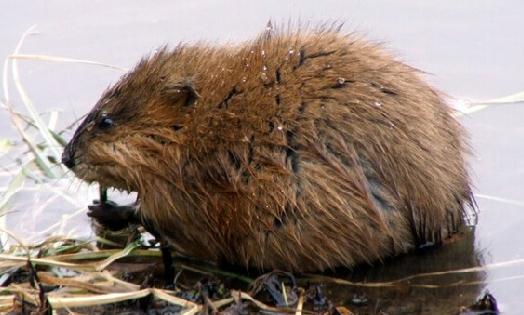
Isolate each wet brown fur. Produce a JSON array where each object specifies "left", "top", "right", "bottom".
[{"left": 65, "top": 25, "right": 474, "bottom": 272}]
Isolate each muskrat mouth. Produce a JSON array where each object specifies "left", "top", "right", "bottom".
[{"left": 74, "top": 162, "right": 135, "bottom": 192}]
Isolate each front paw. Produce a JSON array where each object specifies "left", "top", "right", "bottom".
[{"left": 88, "top": 200, "right": 135, "bottom": 231}]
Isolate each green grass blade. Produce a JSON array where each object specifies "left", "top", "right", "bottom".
[{"left": 49, "top": 129, "right": 68, "bottom": 147}]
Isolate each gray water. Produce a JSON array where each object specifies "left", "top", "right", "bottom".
[{"left": 1, "top": 1, "right": 524, "bottom": 313}]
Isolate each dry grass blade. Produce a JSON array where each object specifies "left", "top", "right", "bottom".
[
  {"left": 11, "top": 29, "right": 65, "bottom": 166},
  {"left": 37, "top": 272, "right": 120, "bottom": 294},
  {"left": 46, "top": 288, "right": 202, "bottom": 312},
  {"left": 209, "top": 297, "right": 234, "bottom": 310},
  {"left": 453, "top": 89, "right": 524, "bottom": 116},
  {"left": 282, "top": 282, "right": 288, "bottom": 306},
  {"left": 4, "top": 284, "right": 39, "bottom": 306},
  {"left": 1, "top": 25, "right": 58, "bottom": 178},
  {"left": 454, "top": 104, "right": 489, "bottom": 116},
  {"left": 0, "top": 260, "right": 25, "bottom": 270},
  {"left": 410, "top": 274, "right": 524, "bottom": 288},
  {"left": 100, "top": 271, "right": 141, "bottom": 291},
  {"left": 47, "top": 288, "right": 151, "bottom": 309},
  {"left": 231, "top": 290, "right": 294, "bottom": 313},
  {"left": 303, "top": 274, "right": 394, "bottom": 288},
  {"left": 0, "top": 295, "right": 15, "bottom": 312},
  {"left": 151, "top": 289, "right": 202, "bottom": 315},
  {"left": 9, "top": 54, "right": 128, "bottom": 72},
  {"left": 295, "top": 288, "right": 304, "bottom": 315},
  {"left": 474, "top": 90, "right": 524, "bottom": 105},
  {"left": 474, "top": 193, "right": 524, "bottom": 208}
]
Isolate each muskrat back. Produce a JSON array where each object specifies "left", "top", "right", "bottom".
[{"left": 63, "top": 26, "right": 473, "bottom": 271}]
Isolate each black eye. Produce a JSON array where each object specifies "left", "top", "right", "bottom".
[{"left": 98, "top": 114, "right": 114, "bottom": 129}]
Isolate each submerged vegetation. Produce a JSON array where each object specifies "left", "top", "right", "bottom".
[{"left": 0, "top": 26, "right": 522, "bottom": 314}]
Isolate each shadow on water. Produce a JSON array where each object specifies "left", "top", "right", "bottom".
[{"left": 318, "top": 228, "right": 486, "bottom": 314}]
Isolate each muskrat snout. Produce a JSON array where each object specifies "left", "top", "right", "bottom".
[{"left": 62, "top": 142, "right": 76, "bottom": 169}]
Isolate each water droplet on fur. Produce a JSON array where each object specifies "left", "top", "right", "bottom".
[
  {"left": 337, "top": 77, "right": 345, "bottom": 85},
  {"left": 288, "top": 49, "right": 295, "bottom": 54},
  {"left": 242, "top": 76, "right": 247, "bottom": 83},
  {"left": 277, "top": 125, "right": 283, "bottom": 131},
  {"left": 374, "top": 101, "right": 382, "bottom": 107},
  {"left": 261, "top": 50, "right": 266, "bottom": 57},
  {"left": 262, "top": 65, "right": 268, "bottom": 71}
]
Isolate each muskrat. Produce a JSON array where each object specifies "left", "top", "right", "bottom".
[{"left": 62, "top": 25, "right": 474, "bottom": 272}]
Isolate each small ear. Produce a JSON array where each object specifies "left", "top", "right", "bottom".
[{"left": 162, "top": 79, "right": 200, "bottom": 107}]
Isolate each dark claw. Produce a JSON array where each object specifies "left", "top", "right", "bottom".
[
  {"left": 161, "top": 242, "right": 175, "bottom": 288},
  {"left": 88, "top": 201, "right": 138, "bottom": 231}
]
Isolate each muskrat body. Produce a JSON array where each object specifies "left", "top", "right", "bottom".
[{"left": 63, "top": 26, "right": 473, "bottom": 272}]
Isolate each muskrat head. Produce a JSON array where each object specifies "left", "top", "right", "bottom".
[{"left": 62, "top": 50, "right": 199, "bottom": 192}]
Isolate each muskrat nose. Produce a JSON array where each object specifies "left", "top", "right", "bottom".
[{"left": 62, "top": 146, "right": 75, "bottom": 169}]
